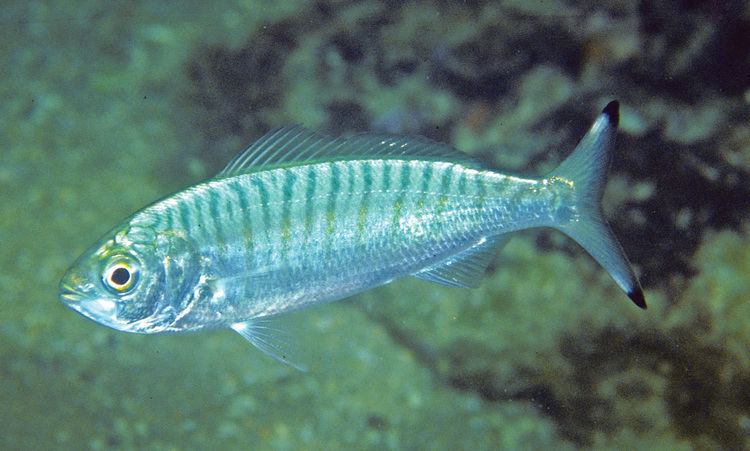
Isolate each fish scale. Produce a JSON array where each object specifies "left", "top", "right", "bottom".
[
  {"left": 60, "top": 102, "right": 647, "bottom": 369},
  {"left": 141, "top": 159, "right": 539, "bottom": 323}
]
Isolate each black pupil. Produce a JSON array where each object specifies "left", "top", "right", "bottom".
[{"left": 111, "top": 267, "right": 130, "bottom": 286}]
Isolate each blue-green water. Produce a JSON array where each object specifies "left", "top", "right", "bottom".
[{"left": 2, "top": 1, "right": 749, "bottom": 449}]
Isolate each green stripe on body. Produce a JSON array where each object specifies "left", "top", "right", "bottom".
[
  {"left": 165, "top": 205, "right": 176, "bottom": 231},
  {"left": 392, "top": 161, "right": 411, "bottom": 228},
  {"left": 208, "top": 188, "right": 226, "bottom": 246},
  {"left": 435, "top": 164, "right": 455, "bottom": 215},
  {"left": 325, "top": 163, "right": 341, "bottom": 238},
  {"left": 252, "top": 176, "right": 271, "bottom": 244},
  {"left": 475, "top": 173, "right": 487, "bottom": 208},
  {"left": 456, "top": 170, "right": 468, "bottom": 197},
  {"left": 357, "top": 161, "right": 373, "bottom": 236},
  {"left": 304, "top": 167, "right": 317, "bottom": 236},
  {"left": 178, "top": 199, "right": 193, "bottom": 234},
  {"left": 280, "top": 170, "right": 296, "bottom": 251},
  {"left": 417, "top": 162, "right": 433, "bottom": 210},
  {"left": 229, "top": 180, "right": 254, "bottom": 252}
]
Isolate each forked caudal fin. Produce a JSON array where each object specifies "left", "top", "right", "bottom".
[{"left": 548, "top": 101, "right": 646, "bottom": 308}]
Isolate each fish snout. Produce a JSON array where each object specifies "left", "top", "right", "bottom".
[
  {"left": 59, "top": 269, "right": 122, "bottom": 327},
  {"left": 59, "top": 270, "right": 85, "bottom": 304}
]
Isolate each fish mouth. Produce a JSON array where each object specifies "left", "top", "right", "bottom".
[
  {"left": 60, "top": 291, "right": 119, "bottom": 328},
  {"left": 59, "top": 280, "right": 85, "bottom": 304},
  {"left": 58, "top": 276, "right": 117, "bottom": 324},
  {"left": 76, "top": 298, "right": 117, "bottom": 319},
  {"left": 58, "top": 266, "right": 93, "bottom": 305}
]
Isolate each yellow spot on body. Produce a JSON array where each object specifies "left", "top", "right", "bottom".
[
  {"left": 392, "top": 199, "right": 403, "bottom": 227},
  {"left": 280, "top": 224, "right": 291, "bottom": 250},
  {"left": 244, "top": 230, "right": 254, "bottom": 250},
  {"left": 326, "top": 209, "right": 336, "bottom": 236},
  {"left": 548, "top": 176, "right": 575, "bottom": 188},
  {"left": 358, "top": 206, "right": 367, "bottom": 235},
  {"left": 436, "top": 195, "right": 449, "bottom": 212}
]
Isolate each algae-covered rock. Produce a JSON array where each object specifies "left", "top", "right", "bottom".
[{"left": 678, "top": 225, "right": 750, "bottom": 371}]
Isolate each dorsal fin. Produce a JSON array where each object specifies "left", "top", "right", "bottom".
[{"left": 217, "top": 125, "right": 478, "bottom": 177}]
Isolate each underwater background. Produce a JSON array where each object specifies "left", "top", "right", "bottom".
[{"left": 2, "top": 1, "right": 750, "bottom": 449}]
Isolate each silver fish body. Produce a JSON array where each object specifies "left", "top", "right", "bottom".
[
  {"left": 60, "top": 101, "right": 645, "bottom": 365},
  {"left": 130, "top": 160, "right": 562, "bottom": 329}
]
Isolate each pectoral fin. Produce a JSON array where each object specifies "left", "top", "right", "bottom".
[{"left": 231, "top": 319, "right": 307, "bottom": 371}]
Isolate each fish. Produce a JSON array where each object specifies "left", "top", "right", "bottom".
[{"left": 59, "top": 100, "right": 645, "bottom": 368}]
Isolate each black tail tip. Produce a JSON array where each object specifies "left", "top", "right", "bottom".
[
  {"left": 602, "top": 100, "right": 620, "bottom": 127},
  {"left": 627, "top": 286, "right": 647, "bottom": 309}
]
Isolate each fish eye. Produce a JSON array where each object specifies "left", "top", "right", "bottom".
[{"left": 103, "top": 258, "right": 139, "bottom": 294}]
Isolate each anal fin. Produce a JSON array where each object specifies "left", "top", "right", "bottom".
[{"left": 414, "top": 235, "right": 508, "bottom": 288}]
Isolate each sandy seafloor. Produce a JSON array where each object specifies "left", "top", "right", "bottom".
[{"left": 1, "top": 1, "right": 750, "bottom": 449}]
